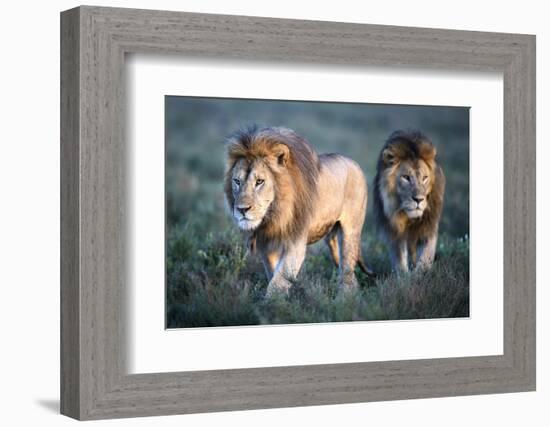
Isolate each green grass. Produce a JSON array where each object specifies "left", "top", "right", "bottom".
[
  {"left": 164, "top": 96, "right": 470, "bottom": 328},
  {"left": 166, "top": 224, "right": 469, "bottom": 328}
]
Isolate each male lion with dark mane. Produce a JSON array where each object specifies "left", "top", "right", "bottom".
[
  {"left": 224, "top": 126, "right": 371, "bottom": 295},
  {"left": 373, "top": 130, "right": 445, "bottom": 272}
]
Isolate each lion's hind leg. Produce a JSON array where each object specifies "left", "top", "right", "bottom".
[
  {"left": 324, "top": 223, "right": 341, "bottom": 268},
  {"left": 336, "top": 224, "right": 361, "bottom": 290}
]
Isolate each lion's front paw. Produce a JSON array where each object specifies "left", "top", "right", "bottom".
[
  {"left": 265, "top": 277, "right": 292, "bottom": 298},
  {"left": 414, "top": 258, "right": 434, "bottom": 271},
  {"left": 338, "top": 272, "right": 359, "bottom": 292}
]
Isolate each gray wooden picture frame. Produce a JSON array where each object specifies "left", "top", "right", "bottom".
[{"left": 60, "top": 5, "right": 536, "bottom": 421}]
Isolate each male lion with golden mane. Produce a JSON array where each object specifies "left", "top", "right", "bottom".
[
  {"left": 224, "top": 126, "right": 371, "bottom": 295},
  {"left": 373, "top": 130, "right": 445, "bottom": 272}
]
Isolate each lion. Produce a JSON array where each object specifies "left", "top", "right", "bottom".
[
  {"left": 372, "top": 130, "right": 445, "bottom": 272},
  {"left": 224, "top": 126, "right": 371, "bottom": 295}
]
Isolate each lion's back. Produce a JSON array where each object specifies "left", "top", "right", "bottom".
[
  {"left": 318, "top": 153, "right": 367, "bottom": 196},
  {"left": 310, "top": 153, "right": 368, "bottom": 237}
]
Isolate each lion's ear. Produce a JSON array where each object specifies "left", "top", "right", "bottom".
[
  {"left": 419, "top": 142, "right": 437, "bottom": 162},
  {"left": 382, "top": 147, "right": 397, "bottom": 166},
  {"left": 271, "top": 143, "right": 290, "bottom": 167}
]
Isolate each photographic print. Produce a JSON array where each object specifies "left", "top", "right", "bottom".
[{"left": 165, "top": 96, "right": 469, "bottom": 328}]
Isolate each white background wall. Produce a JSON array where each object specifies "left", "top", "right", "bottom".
[{"left": 0, "top": 0, "right": 546, "bottom": 425}]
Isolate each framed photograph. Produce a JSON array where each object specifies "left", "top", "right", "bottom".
[
  {"left": 163, "top": 97, "right": 470, "bottom": 329},
  {"left": 61, "top": 6, "right": 535, "bottom": 420}
]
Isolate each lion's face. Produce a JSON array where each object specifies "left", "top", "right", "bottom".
[
  {"left": 225, "top": 126, "right": 320, "bottom": 242},
  {"left": 394, "top": 159, "right": 433, "bottom": 219},
  {"left": 229, "top": 158, "right": 276, "bottom": 231},
  {"left": 374, "top": 130, "right": 445, "bottom": 244}
]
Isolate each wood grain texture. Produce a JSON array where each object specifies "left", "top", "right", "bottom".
[
  {"left": 60, "top": 7, "right": 80, "bottom": 419},
  {"left": 60, "top": 5, "right": 536, "bottom": 420}
]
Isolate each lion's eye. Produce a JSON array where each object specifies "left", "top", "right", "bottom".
[
  {"left": 233, "top": 178, "right": 240, "bottom": 186},
  {"left": 422, "top": 175, "right": 429, "bottom": 182},
  {"left": 256, "top": 179, "right": 264, "bottom": 186},
  {"left": 402, "top": 175, "right": 411, "bottom": 182}
]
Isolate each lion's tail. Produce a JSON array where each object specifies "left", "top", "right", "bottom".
[{"left": 357, "top": 250, "right": 376, "bottom": 277}]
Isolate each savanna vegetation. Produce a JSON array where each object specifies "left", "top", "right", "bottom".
[{"left": 165, "top": 97, "right": 470, "bottom": 328}]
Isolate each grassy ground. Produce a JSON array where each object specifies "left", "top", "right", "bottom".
[
  {"left": 166, "top": 224, "right": 469, "bottom": 328},
  {"left": 165, "top": 97, "right": 470, "bottom": 328}
]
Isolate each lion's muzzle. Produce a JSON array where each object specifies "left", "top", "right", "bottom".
[{"left": 234, "top": 205, "right": 263, "bottom": 230}]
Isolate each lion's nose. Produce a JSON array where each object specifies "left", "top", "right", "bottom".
[
  {"left": 237, "top": 205, "right": 251, "bottom": 216},
  {"left": 412, "top": 196, "right": 424, "bottom": 204}
]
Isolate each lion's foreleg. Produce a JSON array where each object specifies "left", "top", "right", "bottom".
[
  {"left": 407, "top": 238, "right": 418, "bottom": 268},
  {"left": 260, "top": 248, "right": 282, "bottom": 281},
  {"left": 416, "top": 233, "right": 438, "bottom": 270},
  {"left": 265, "top": 238, "right": 307, "bottom": 296},
  {"left": 390, "top": 239, "right": 409, "bottom": 272}
]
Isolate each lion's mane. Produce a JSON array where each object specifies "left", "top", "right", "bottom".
[
  {"left": 373, "top": 130, "right": 445, "bottom": 243},
  {"left": 224, "top": 126, "right": 321, "bottom": 248}
]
